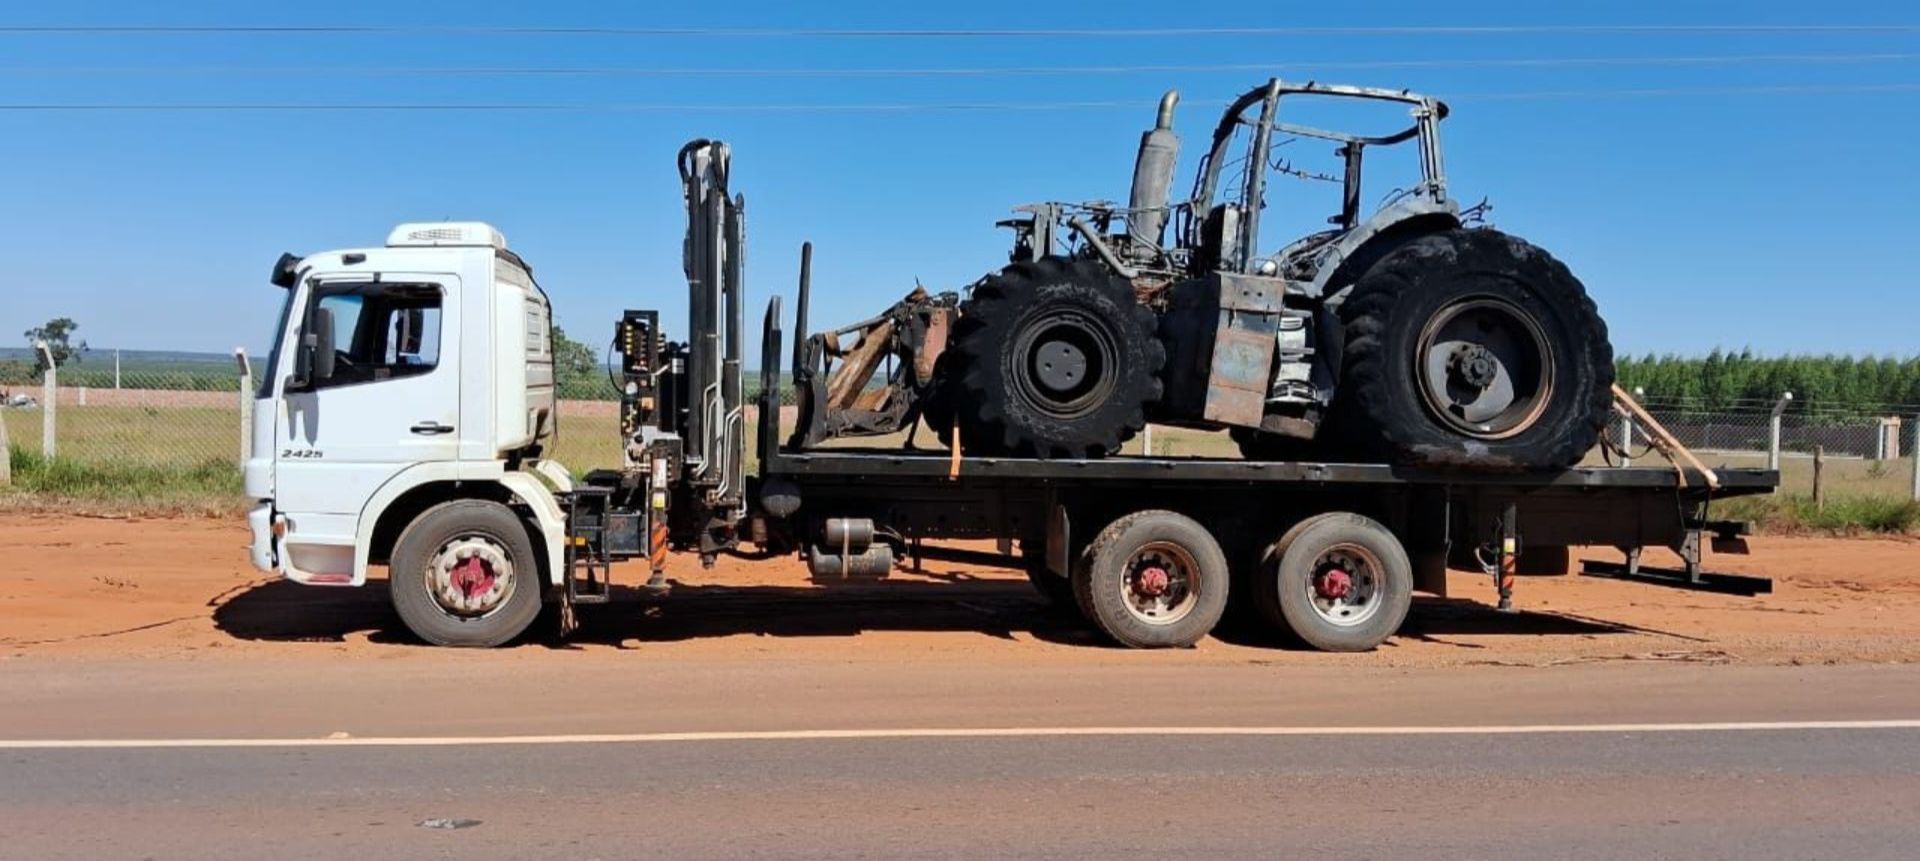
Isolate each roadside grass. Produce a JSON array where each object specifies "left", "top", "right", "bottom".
[
  {"left": 2, "top": 445, "right": 247, "bottom": 517},
  {"left": 1717, "top": 492, "right": 1920, "bottom": 536}
]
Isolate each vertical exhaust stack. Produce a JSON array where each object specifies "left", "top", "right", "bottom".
[{"left": 1127, "top": 90, "right": 1182, "bottom": 249}]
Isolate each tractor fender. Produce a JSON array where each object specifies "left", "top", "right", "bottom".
[{"left": 1306, "top": 196, "right": 1462, "bottom": 302}]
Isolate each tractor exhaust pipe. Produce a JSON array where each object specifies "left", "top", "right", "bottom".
[{"left": 1127, "top": 89, "right": 1181, "bottom": 249}]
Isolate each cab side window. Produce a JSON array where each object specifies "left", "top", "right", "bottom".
[{"left": 312, "top": 283, "right": 442, "bottom": 389}]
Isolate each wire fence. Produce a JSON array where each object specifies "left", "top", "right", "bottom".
[{"left": 3, "top": 360, "right": 1917, "bottom": 501}]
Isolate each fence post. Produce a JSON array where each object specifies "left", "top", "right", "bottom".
[
  {"left": 1768, "top": 391, "right": 1793, "bottom": 471},
  {"left": 234, "top": 348, "right": 253, "bottom": 467},
  {"left": 114, "top": 349, "right": 121, "bottom": 390},
  {"left": 0, "top": 405, "right": 10, "bottom": 486},
  {"left": 35, "top": 341, "right": 55, "bottom": 459},
  {"left": 1620, "top": 386, "right": 1644, "bottom": 467},
  {"left": 1812, "top": 445, "right": 1826, "bottom": 511},
  {"left": 1912, "top": 414, "right": 1920, "bottom": 502}
]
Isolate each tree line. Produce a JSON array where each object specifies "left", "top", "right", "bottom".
[{"left": 1617, "top": 350, "right": 1920, "bottom": 415}]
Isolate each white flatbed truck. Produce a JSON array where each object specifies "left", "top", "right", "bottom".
[{"left": 245, "top": 141, "right": 1777, "bottom": 650}]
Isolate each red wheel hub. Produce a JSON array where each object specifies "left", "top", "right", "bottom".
[
  {"left": 1136, "top": 565, "right": 1171, "bottom": 597},
  {"left": 450, "top": 556, "right": 497, "bottom": 598},
  {"left": 1314, "top": 567, "right": 1352, "bottom": 600}
]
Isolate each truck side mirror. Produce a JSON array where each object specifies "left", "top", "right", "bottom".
[
  {"left": 290, "top": 305, "right": 337, "bottom": 391},
  {"left": 308, "top": 307, "right": 337, "bottom": 383}
]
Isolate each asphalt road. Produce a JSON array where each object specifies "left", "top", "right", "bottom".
[{"left": 4, "top": 661, "right": 1919, "bottom": 860}]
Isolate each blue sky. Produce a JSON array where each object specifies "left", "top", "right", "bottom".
[{"left": 1, "top": 1, "right": 1915, "bottom": 360}]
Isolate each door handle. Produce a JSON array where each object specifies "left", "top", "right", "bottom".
[{"left": 410, "top": 422, "right": 455, "bottom": 436}]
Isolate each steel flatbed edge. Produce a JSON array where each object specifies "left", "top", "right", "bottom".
[{"left": 762, "top": 448, "right": 1776, "bottom": 495}]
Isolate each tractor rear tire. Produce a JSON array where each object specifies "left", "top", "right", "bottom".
[
  {"left": 1334, "top": 229, "right": 1612, "bottom": 470},
  {"left": 944, "top": 257, "right": 1163, "bottom": 458}
]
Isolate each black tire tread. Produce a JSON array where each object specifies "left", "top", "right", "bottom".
[
  {"left": 947, "top": 257, "right": 1164, "bottom": 458},
  {"left": 1335, "top": 228, "right": 1613, "bottom": 470}
]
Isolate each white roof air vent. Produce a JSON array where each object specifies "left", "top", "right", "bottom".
[{"left": 386, "top": 221, "right": 508, "bottom": 250}]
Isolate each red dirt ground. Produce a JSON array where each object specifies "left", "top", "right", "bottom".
[{"left": 2, "top": 513, "right": 1916, "bottom": 667}]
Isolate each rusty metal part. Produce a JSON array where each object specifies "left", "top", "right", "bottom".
[
  {"left": 825, "top": 318, "right": 895, "bottom": 410},
  {"left": 914, "top": 308, "right": 950, "bottom": 386},
  {"left": 791, "top": 285, "right": 962, "bottom": 448},
  {"left": 1413, "top": 297, "right": 1554, "bottom": 441}
]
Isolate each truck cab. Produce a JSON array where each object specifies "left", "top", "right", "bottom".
[{"left": 247, "top": 222, "right": 572, "bottom": 641}]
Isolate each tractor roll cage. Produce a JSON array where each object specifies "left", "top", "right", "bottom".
[{"left": 1185, "top": 79, "right": 1451, "bottom": 272}]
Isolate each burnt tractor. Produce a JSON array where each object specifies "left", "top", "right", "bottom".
[{"left": 795, "top": 79, "right": 1613, "bottom": 469}]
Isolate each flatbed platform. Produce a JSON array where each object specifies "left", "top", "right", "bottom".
[{"left": 765, "top": 448, "right": 1775, "bottom": 493}]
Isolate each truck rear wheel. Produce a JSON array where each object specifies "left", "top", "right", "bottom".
[
  {"left": 389, "top": 499, "right": 543, "bottom": 647},
  {"left": 1073, "top": 510, "right": 1229, "bottom": 648},
  {"left": 1336, "top": 229, "right": 1612, "bottom": 469},
  {"left": 945, "top": 257, "right": 1163, "bottom": 458},
  {"left": 1256, "top": 512, "right": 1412, "bottom": 652}
]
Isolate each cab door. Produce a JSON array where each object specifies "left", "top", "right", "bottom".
[{"left": 275, "top": 274, "right": 461, "bottom": 524}]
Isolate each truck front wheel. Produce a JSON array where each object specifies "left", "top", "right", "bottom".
[{"left": 389, "top": 499, "right": 544, "bottom": 647}]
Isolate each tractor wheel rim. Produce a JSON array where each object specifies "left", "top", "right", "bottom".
[
  {"left": 1119, "top": 541, "right": 1201, "bottom": 626},
  {"left": 1011, "top": 308, "right": 1119, "bottom": 420},
  {"left": 1414, "top": 296, "right": 1554, "bottom": 440},
  {"left": 425, "top": 535, "right": 516, "bottom": 618},
  {"left": 1304, "top": 543, "right": 1384, "bottom": 627}
]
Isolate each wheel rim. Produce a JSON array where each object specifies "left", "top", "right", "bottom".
[
  {"left": 424, "top": 534, "right": 517, "bottom": 618},
  {"left": 1414, "top": 296, "right": 1554, "bottom": 439},
  {"left": 1303, "top": 542, "right": 1383, "bottom": 627},
  {"left": 1118, "top": 540, "right": 1201, "bottom": 626},
  {"left": 1009, "top": 308, "right": 1120, "bottom": 420}
]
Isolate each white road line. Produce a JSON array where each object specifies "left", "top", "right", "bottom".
[{"left": 4, "top": 720, "right": 1920, "bottom": 750}]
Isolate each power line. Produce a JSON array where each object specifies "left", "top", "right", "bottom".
[
  {"left": 1, "top": 83, "right": 1914, "bottom": 113},
  {"left": 5, "top": 52, "right": 1917, "bottom": 78},
  {"left": 2, "top": 24, "right": 1918, "bottom": 38}
]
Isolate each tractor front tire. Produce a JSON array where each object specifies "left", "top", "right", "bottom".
[{"left": 945, "top": 257, "right": 1163, "bottom": 458}]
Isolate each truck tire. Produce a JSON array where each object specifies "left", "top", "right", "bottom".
[
  {"left": 1335, "top": 229, "right": 1613, "bottom": 470},
  {"left": 388, "top": 499, "right": 544, "bottom": 647},
  {"left": 946, "top": 257, "right": 1163, "bottom": 458},
  {"left": 1073, "top": 510, "right": 1229, "bottom": 648},
  {"left": 1256, "top": 512, "right": 1412, "bottom": 652}
]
